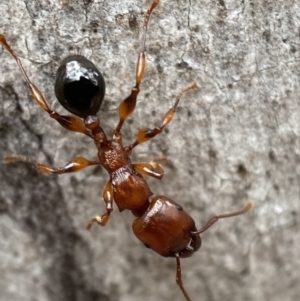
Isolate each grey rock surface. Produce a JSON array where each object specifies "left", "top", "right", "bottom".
[{"left": 0, "top": 1, "right": 300, "bottom": 301}]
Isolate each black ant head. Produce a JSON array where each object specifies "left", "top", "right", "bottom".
[
  {"left": 55, "top": 55, "right": 105, "bottom": 118},
  {"left": 132, "top": 195, "right": 201, "bottom": 258}
]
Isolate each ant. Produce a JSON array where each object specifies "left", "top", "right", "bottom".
[{"left": 0, "top": 1, "right": 252, "bottom": 300}]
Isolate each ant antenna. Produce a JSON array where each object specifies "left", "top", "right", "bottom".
[
  {"left": 192, "top": 202, "right": 253, "bottom": 236},
  {"left": 175, "top": 254, "right": 192, "bottom": 301}
]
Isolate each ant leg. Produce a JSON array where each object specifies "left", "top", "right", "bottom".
[
  {"left": 0, "top": 35, "right": 92, "bottom": 138},
  {"left": 86, "top": 180, "right": 113, "bottom": 229},
  {"left": 191, "top": 202, "right": 253, "bottom": 236},
  {"left": 4, "top": 155, "right": 99, "bottom": 174},
  {"left": 113, "top": 0, "right": 159, "bottom": 140},
  {"left": 126, "top": 82, "right": 197, "bottom": 152},
  {"left": 175, "top": 254, "right": 192, "bottom": 301},
  {"left": 133, "top": 162, "right": 165, "bottom": 180}
]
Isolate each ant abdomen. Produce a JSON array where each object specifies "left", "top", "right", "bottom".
[
  {"left": 132, "top": 195, "right": 201, "bottom": 257},
  {"left": 55, "top": 54, "right": 105, "bottom": 118}
]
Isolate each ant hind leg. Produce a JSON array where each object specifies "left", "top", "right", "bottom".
[
  {"left": 0, "top": 34, "right": 91, "bottom": 137},
  {"left": 113, "top": 1, "right": 160, "bottom": 140}
]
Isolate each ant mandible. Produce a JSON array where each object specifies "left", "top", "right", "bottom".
[{"left": 0, "top": 1, "right": 252, "bottom": 300}]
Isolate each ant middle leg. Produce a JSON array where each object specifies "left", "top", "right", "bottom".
[
  {"left": 133, "top": 161, "right": 165, "bottom": 180},
  {"left": 0, "top": 34, "right": 91, "bottom": 137},
  {"left": 113, "top": 0, "right": 160, "bottom": 140},
  {"left": 4, "top": 155, "right": 99, "bottom": 174},
  {"left": 86, "top": 180, "right": 114, "bottom": 229},
  {"left": 125, "top": 82, "right": 197, "bottom": 152}
]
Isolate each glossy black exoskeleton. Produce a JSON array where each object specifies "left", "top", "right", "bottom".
[{"left": 55, "top": 55, "right": 105, "bottom": 118}]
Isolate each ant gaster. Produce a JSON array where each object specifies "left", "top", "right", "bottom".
[{"left": 0, "top": 1, "right": 252, "bottom": 300}]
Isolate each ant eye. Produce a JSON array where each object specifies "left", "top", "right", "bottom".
[
  {"left": 176, "top": 204, "right": 183, "bottom": 211},
  {"left": 55, "top": 55, "right": 105, "bottom": 118}
]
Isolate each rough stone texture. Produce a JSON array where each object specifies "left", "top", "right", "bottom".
[{"left": 0, "top": 1, "right": 300, "bottom": 301}]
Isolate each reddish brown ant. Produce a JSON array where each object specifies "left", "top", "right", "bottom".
[{"left": 0, "top": 1, "right": 252, "bottom": 300}]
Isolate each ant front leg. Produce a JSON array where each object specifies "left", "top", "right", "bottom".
[
  {"left": 126, "top": 82, "right": 197, "bottom": 152},
  {"left": 113, "top": 0, "right": 159, "bottom": 142},
  {"left": 86, "top": 180, "right": 114, "bottom": 229},
  {"left": 4, "top": 155, "right": 99, "bottom": 174},
  {"left": 0, "top": 35, "right": 92, "bottom": 137}
]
